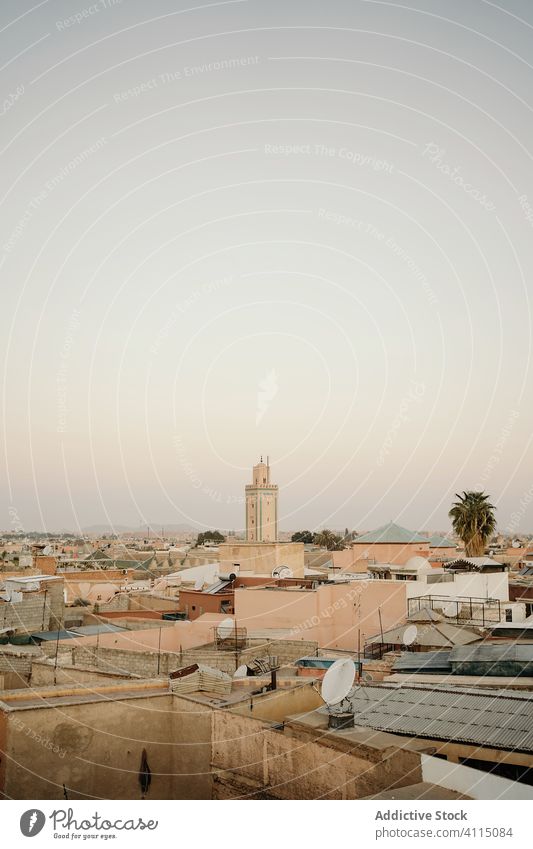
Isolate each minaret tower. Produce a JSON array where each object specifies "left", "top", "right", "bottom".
[{"left": 245, "top": 456, "right": 278, "bottom": 542}]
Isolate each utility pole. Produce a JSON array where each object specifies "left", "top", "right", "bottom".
[{"left": 54, "top": 627, "right": 61, "bottom": 685}]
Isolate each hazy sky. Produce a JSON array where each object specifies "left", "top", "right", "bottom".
[{"left": 1, "top": 0, "right": 533, "bottom": 534}]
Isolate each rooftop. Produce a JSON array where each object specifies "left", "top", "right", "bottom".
[
  {"left": 336, "top": 683, "right": 533, "bottom": 753},
  {"left": 427, "top": 534, "right": 457, "bottom": 549},
  {"left": 354, "top": 522, "right": 428, "bottom": 545}
]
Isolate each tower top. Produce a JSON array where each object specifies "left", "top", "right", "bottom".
[{"left": 249, "top": 456, "right": 277, "bottom": 488}]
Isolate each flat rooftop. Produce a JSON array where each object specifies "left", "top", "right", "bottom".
[{"left": 0, "top": 680, "right": 169, "bottom": 712}]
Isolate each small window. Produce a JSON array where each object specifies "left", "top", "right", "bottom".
[{"left": 505, "top": 609, "right": 513, "bottom": 622}]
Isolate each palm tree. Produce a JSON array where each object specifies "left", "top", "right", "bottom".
[
  {"left": 313, "top": 529, "right": 345, "bottom": 551},
  {"left": 448, "top": 491, "right": 496, "bottom": 556}
]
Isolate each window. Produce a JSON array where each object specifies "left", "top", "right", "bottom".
[{"left": 505, "top": 609, "right": 513, "bottom": 622}]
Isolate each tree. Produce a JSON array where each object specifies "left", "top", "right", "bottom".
[
  {"left": 448, "top": 491, "right": 496, "bottom": 556},
  {"left": 313, "top": 529, "right": 346, "bottom": 551},
  {"left": 291, "top": 530, "right": 314, "bottom": 544},
  {"left": 195, "top": 530, "right": 226, "bottom": 547}
]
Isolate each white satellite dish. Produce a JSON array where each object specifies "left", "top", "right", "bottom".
[
  {"left": 321, "top": 659, "right": 356, "bottom": 706},
  {"left": 193, "top": 578, "right": 204, "bottom": 590},
  {"left": 402, "top": 624, "right": 418, "bottom": 646},
  {"left": 443, "top": 601, "right": 461, "bottom": 617},
  {"left": 233, "top": 664, "right": 247, "bottom": 678},
  {"left": 272, "top": 565, "right": 293, "bottom": 579},
  {"left": 217, "top": 617, "right": 235, "bottom": 639}
]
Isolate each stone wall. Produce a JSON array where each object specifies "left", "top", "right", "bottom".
[
  {"left": 38, "top": 638, "right": 318, "bottom": 680},
  {"left": 0, "top": 650, "right": 36, "bottom": 688},
  {"left": 0, "top": 580, "right": 64, "bottom": 634},
  {"left": 211, "top": 711, "right": 422, "bottom": 800},
  {"left": 0, "top": 651, "right": 33, "bottom": 678}
]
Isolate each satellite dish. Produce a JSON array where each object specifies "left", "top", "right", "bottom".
[
  {"left": 233, "top": 665, "right": 247, "bottom": 678},
  {"left": 402, "top": 624, "right": 418, "bottom": 646},
  {"left": 217, "top": 617, "right": 234, "bottom": 639},
  {"left": 443, "top": 601, "right": 461, "bottom": 617},
  {"left": 272, "top": 565, "right": 293, "bottom": 579},
  {"left": 193, "top": 578, "right": 203, "bottom": 590},
  {"left": 321, "top": 659, "right": 356, "bottom": 706}
]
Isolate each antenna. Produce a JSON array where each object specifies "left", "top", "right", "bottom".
[{"left": 321, "top": 658, "right": 356, "bottom": 706}]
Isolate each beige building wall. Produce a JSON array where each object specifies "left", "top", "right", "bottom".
[
  {"left": 0, "top": 689, "right": 212, "bottom": 800},
  {"left": 219, "top": 542, "right": 304, "bottom": 577}
]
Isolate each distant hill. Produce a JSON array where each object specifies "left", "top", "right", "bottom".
[{"left": 81, "top": 523, "right": 200, "bottom": 535}]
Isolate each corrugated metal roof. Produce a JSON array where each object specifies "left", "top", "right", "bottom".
[
  {"left": 343, "top": 683, "right": 533, "bottom": 752},
  {"left": 368, "top": 621, "right": 481, "bottom": 648},
  {"left": 451, "top": 644, "right": 533, "bottom": 663},
  {"left": 393, "top": 651, "right": 452, "bottom": 674}
]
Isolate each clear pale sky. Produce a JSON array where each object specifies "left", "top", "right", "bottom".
[{"left": 1, "top": 0, "right": 532, "bottom": 534}]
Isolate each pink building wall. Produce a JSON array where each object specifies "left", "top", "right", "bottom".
[
  {"left": 350, "top": 540, "right": 430, "bottom": 566},
  {"left": 67, "top": 613, "right": 229, "bottom": 653},
  {"left": 234, "top": 581, "right": 406, "bottom": 651}
]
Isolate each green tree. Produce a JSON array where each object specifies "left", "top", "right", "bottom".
[
  {"left": 291, "top": 530, "right": 314, "bottom": 544},
  {"left": 313, "top": 529, "right": 346, "bottom": 551},
  {"left": 448, "top": 491, "right": 496, "bottom": 556},
  {"left": 195, "top": 530, "right": 226, "bottom": 547}
]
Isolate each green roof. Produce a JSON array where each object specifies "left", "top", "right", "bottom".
[
  {"left": 83, "top": 549, "right": 111, "bottom": 561},
  {"left": 354, "top": 521, "right": 428, "bottom": 544},
  {"left": 135, "top": 556, "right": 158, "bottom": 573},
  {"left": 427, "top": 534, "right": 457, "bottom": 548}
]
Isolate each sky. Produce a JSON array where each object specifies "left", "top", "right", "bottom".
[{"left": 1, "top": 0, "right": 533, "bottom": 534}]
